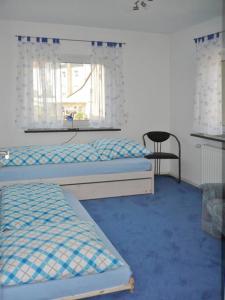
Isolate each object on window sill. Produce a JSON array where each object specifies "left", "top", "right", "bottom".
[
  {"left": 24, "top": 128, "right": 121, "bottom": 133},
  {"left": 66, "top": 114, "right": 74, "bottom": 128}
]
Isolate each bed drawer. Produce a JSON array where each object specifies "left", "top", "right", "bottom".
[{"left": 63, "top": 177, "right": 153, "bottom": 200}]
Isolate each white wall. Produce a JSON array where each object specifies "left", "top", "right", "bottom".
[
  {"left": 170, "top": 17, "right": 223, "bottom": 185},
  {"left": 0, "top": 20, "right": 171, "bottom": 173}
]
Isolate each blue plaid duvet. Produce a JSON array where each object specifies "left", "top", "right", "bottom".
[
  {"left": 1, "top": 183, "right": 78, "bottom": 231},
  {"left": 91, "top": 138, "right": 150, "bottom": 161},
  {"left": 1, "top": 221, "right": 122, "bottom": 286},
  {"left": 0, "top": 143, "right": 99, "bottom": 166},
  {"left": 0, "top": 184, "right": 123, "bottom": 286},
  {"left": 0, "top": 139, "right": 149, "bottom": 167}
]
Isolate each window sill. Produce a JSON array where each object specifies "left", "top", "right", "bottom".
[
  {"left": 24, "top": 128, "right": 121, "bottom": 133},
  {"left": 190, "top": 133, "right": 225, "bottom": 143}
]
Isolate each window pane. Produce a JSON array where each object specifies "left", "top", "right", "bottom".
[
  {"left": 32, "top": 60, "right": 106, "bottom": 127},
  {"left": 61, "top": 63, "right": 91, "bottom": 121}
]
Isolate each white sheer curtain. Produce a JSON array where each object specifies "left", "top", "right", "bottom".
[
  {"left": 15, "top": 38, "right": 63, "bottom": 129},
  {"left": 193, "top": 34, "right": 223, "bottom": 135},
  {"left": 90, "top": 42, "right": 127, "bottom": 128}
]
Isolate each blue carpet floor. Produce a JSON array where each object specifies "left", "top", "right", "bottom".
[{"left": 82, "top": 176, "right": 222, "bottom": 300}]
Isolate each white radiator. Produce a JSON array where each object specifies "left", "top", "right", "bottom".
[{"left": 201, "top": 144, "right": 223, "bottom": 184}]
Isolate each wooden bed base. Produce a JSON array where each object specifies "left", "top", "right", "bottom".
[
  {"left": 57, "top": 277, "right": 135, "bottom": 300},
  {"left": 0, "top": 171, "right": 154, "bottom": 200}
]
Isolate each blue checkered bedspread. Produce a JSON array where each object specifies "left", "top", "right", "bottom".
[
  {"left": 0, "top": 139, "right": 149, "bottom": 167},
  {"left": 0, "top": 144, "right": 99, "bottom": 166},
  {"left": 0, "top": 184, "right": 123, "bottom": 286},
  {"left": 91, "top": 138, "right": 150, "bottom": 161},
  {"left": 1, "top": 183, "right": 79, "bottom": 231}
]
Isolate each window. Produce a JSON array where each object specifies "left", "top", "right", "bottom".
[
  {"left": 193, "top": 34, "right": 223, "bottom": 135},
  {"left": 16, "top": 39, "right": 125, "bottom": 130},
  {"left": 33, "top": 60, "right": 106, "bottom": 128}
]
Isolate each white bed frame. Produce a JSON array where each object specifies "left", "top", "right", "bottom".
[
  {"left": 0, "top": 170, "right": 154, "bottom": 200},
  {"left": 57, "top": 277, "right": 135, "bottom": 300}
]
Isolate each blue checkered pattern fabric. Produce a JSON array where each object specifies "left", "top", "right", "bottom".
[
  {"left": 0, "top": 183, "right": 123, "bottom": 286},
  {"left": 91, "top": 138, "right": 150, "bottom": 161},
  {"left": 0, "top": 144, "right": 99, "bottom": 167},
  {"left": 1, "top": 221, "right": 123, "bottom": 286},
  {"left": 1, "top": 184, "right": 78, "bottom": 231}
]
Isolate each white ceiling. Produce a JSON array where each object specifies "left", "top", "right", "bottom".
[{"left": 0, "top": 0, "right": 222, "bottom": 33}]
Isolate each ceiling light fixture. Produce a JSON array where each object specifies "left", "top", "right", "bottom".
[{"left": 133, "top": 0, "right": 153, "bottom": 11}]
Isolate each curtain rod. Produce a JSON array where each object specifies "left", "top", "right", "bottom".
[
  {"left": 15, "top": 35, "right": 126, "bottom": 45},
  {"left": 194, "top": 29, "right": 225, "bottom": 42}
]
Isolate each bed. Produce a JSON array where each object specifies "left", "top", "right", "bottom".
[
  {"left": 1, "top": 184, "right": 134, "bottom": 300},
  {"left": 0, "top": 139, "right": 154, "bottom": 199}
]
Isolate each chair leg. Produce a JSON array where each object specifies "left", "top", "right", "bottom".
[
  {"left": 155, "top": 159, "right": 159, "bottom": 175},
  {"left": 178, "top": 158, "right": 181, "bottom": 183},
  {"left": 159, "top": 159, "right": 161, "bottom": 175}
]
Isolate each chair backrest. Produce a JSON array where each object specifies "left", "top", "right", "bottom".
[
  {"left": 144, "top": 131, "right": 170, "bottom": 143},
  {"left": 143, "top": 131, "right": 181, "bottom": 155}
]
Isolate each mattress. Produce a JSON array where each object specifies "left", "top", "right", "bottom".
[
  {"left": 0, "top": 157, "right": 152, "bottom": 182},
  {"left": 1, "top": 191, "right": 132, "bottom": 300}
]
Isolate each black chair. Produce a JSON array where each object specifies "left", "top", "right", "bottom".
[{"left": 143, "top": 131, "right": 181, "bottom": 183}]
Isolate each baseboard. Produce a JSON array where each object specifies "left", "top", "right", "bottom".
[{"left": 163, "top": 172, "right": 200, "bottom": 188}]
